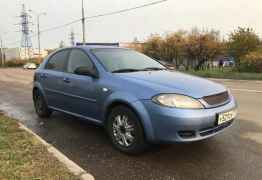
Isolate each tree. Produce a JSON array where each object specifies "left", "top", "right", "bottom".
[
  {"left": 59, "top": 40, "right": 66, "bottom": 48},
  {"left": 127, "top": 38, "right": 144, "bottom": 52},
  {"left": 240, "top": 50, "right": 262, "bottom": 72},
  {"left": 227, "top": 27, "right": 260, "bottom": 66},
  {"left": 143, "top": 32, "right": 187, "bottom": 67},
  {"left": 46, "top": 48, "right": 56, "bottom": 55},
  {"left": 184, "top": 29, "right": 223, "bottom": 70},
  {"left": 142, "top": 29, "right": 224, "bottom": 70},
  {"left": 161, "top": 31, "right": 186, "bottom": 67},
  {"left": 142, "top": 34, "right": 164, "bottom": 60}
]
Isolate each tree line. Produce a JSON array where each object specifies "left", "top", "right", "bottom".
[{"left": 132, "top": 27, "right": 262, "bottom": 72}]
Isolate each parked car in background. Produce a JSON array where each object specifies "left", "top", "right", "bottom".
[
  {"left": 23, "top": 63, "right": 37, "bottom": 70},
  {"left": 33, "top": 46, "right": 237, "bottom": 154},
  {"left": 223, "top": 60, "right": 235, "bottom": 67}
]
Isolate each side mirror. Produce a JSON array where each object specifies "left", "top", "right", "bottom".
[{"left": 74, "top": 66, "right": 99, "bottom": 78}]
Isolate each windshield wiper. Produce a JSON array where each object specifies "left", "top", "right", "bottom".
[
  {"left": 112, "top": 68, "right": 141, "bottom": 73},
  {"left": 140, "top": 67, "right": 167, "bottom": 71}
]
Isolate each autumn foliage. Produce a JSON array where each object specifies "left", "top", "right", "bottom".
[
  {"left": 136, "top": 27, "right": 261, "bottom": 72},
  {"left": 141, "top": 28, "right": 225, "bottom": 70},
  {"left": 240, "top": 51, "right": 262, "bottom": 73}
]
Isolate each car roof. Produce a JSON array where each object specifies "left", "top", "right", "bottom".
[{"left": 52, "top": 46, "right": 130, "bottom": 57}]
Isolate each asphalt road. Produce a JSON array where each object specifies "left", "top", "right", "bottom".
[{"left": 0, "top": 68, "right": 262, "bottom": 180}]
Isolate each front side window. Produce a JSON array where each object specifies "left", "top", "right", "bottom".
[
  {"left": 45, "top": 50, "right": 69, "bottom": 71},
  {"left": 91, "top": 48, "right": 165, "bottom": 73},
  {"left": 67, "top": 49, "right": 94, "bottom": 74}
]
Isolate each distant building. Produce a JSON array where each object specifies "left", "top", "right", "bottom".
[
  {"left": 4, "top": 48, "right": 21, "bottom": 61},
  {"left": 4, "top": 48, "right": 48, "bottom": 61}
]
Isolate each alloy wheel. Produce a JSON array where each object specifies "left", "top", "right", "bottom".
[
  {"left": 34, "top": 92, "right": 45, "bottom": 115},
  {"left": 112, "top": 115, "right": 135, "bottom": 147}
]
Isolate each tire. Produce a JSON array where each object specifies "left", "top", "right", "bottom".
[
  {"left": 106, "top": 106, "right": 148, "bottom": 154},
  {"left": 33, "top": 89, "right": 52, "bottom": 118}
]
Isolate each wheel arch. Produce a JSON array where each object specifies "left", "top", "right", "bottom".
[
  {"left": 105, "top": 101, "right": 138, "bottom": 121},
  {"left": 104, "top": 100, "right": 155, "bottom": 142},
  {"left": 33, "top": 82, "right": 48, "bottom": 103}
]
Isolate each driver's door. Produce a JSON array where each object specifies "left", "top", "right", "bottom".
[{"left": 62, "top": 48, "right": 100, "bottom": 121}]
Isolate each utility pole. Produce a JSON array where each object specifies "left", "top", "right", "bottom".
[
  {"left": 81, "top": 0, "right": 86, "bottom": 44},
  {"left": 29, "top": 10, "right": 46, "bottom": 58}
]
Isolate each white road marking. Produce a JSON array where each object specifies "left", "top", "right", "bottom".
[
  {"left": 242, "top": 132, "right": 262, "bottom": 145},
  {"left": 209, "top": 78, "right": 262, "bottom": 84},
  {"left": 231, "top": 88, "right": 262, "bottom": 93}
]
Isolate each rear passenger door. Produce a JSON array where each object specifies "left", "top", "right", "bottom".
[
  {"left": 41, "top": 49, "right": 70, "bottom": 109},
  {"left": 62, "top": 49, "right": 100, "bottom": 121}
]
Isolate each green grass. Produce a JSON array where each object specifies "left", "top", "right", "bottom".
[
  {"left": 0, "top": 113, "right": 79, "bottom": 180},
  {"left": 184, "top": 68, "right": 262, "bottom": 80}
]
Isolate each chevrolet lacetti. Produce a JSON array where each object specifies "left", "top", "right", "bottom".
[{"left": 33, "top": 46, "right": 237, "bottom": 154}]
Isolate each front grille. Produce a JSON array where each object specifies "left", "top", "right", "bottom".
[
  {"left": 203, "top": 91, "right": 229, "bottom": 106},
  {"left": 199, "top": 121, "right": 233, "bottom": 136}
]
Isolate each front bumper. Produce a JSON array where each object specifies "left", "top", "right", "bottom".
[{"left": 141, "top": 95, "right": 237, "bottom": 143}]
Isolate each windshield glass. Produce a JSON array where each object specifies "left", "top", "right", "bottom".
[{"left": 91, "top": 48, "right": 166, "bottom": 72}]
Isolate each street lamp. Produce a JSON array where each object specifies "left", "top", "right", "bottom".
[
  {"left": 0, "top": 32, "right": 8, "bottom": 67},
  {"left": 82, "top": 0, "right": 86, "bottom": 44},
  {"left": 0, "top": 36, "right": 4, "bottom": 66},
  {"left": 29, "top": 10, "right": 46, "bottom": 58}
]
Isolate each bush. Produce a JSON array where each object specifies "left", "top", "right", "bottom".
[
  {"left": 5, "top": 60, "right": 25, "bottom": 67},
  {"left": 240, "top": 51, "right": 262, "bottom": 72},
  {"left": 28, "top": 58, "right": 44, "bottom": 66},
  {"left": 3, "top": 58, "right": 44, "bottom": 68}
]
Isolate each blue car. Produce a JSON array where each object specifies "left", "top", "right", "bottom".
[{"left": 33, "top": 46, "right": 237, "bottom": 154}]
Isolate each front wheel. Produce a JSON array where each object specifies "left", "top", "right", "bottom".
[
  {"left": 33, "top": 90, "right": 52, "bottom": 118},
  {"left": 106, "top": 106, "right": 148, "bottom": 154}
]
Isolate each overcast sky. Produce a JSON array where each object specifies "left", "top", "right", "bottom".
[{"left": 0, "top": 0, "right": 261, "bottom": 49}]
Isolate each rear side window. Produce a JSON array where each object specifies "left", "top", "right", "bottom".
[
  {"left": 67, "top": 49, "right": 94, "bottom": 73},
  {"left": 45, "top": 50, "right": 70, "bottom": 71}
]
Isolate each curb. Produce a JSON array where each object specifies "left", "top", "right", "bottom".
[{"left": 18, "top": 122, "right": 95, "bottom": 180}]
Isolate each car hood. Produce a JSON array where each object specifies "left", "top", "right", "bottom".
[{"left": 117, "top": 70, "right": 226, "bottom": 99}]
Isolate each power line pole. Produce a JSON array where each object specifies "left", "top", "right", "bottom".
[
  {"left": 18, "top": 4, "right": 33, "bottom": 60},
  {"left": 81, "top": 0, "right": 86, "bottom": 44}
]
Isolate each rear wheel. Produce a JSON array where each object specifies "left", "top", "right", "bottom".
[
  {"left": 33, "top": 89, "right": 52, "bottom": 118},
  {"left": 107, "top": 106, "right": 148, "bottom": 154}
]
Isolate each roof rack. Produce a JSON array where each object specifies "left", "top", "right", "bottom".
[{"left": 76, "top": 42, "right": 119, "bottom": 47}]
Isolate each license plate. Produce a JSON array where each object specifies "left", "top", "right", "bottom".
[{"left": 217, "top": 109, "right": 237, "bottom": 125}]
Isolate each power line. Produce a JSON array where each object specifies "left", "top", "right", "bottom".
[
  {"left": 41, "top": 0, "right": 168, "bottom": 34},
  {"left": 6, "top": 0, "right": 169, "bottom": 46},
  {"left": 85, "top": 0, "right": 168, "bottom": 19}
]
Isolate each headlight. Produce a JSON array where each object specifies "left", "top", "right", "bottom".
[{"left": 152, "top": 94, "right": 204, "bottom": 109}]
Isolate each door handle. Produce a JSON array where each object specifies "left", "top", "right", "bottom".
[
  {"left": 40, "top": 73, "right": 47, "bottom": 79},
  {"left": 63, "top": 77, "right": 70, "bottom": 83}
]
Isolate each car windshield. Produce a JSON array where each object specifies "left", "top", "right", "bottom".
[{"left": 91, "top": 48, "right": 166, "bottom": 73}]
